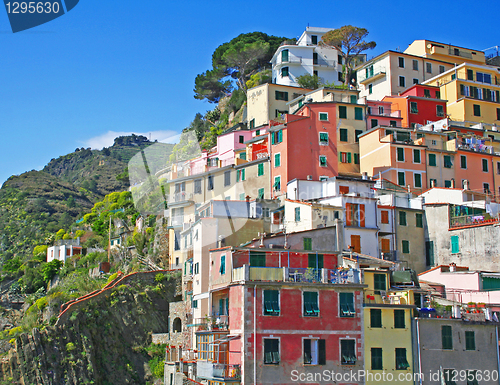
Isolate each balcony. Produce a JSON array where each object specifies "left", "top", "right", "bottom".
[
  {"left": 449, "top": 214, "right": 498, "bottom": 229},
  {"left": 188, "top": 315, "right": 229, "bottom": 331},
  {"left": 277, "top": 56, "right": 303, "bottom": 65},
  {"left": 359, "top": 67, "right": 386, "bottom": 84},
  {"left": 230, "top": 265, "right": 361, "bottom": 285},
  {"left": 449, "top": 48, "right": 473, "bottom": 59},
  {"left": 251, "top": 149, "right": 269, "bottom": 161},
  {"left": 314, "top": 59, "right": 337, "bottom": 67},
  {"left": 168, "top": 191, "right": 194, "bottom": 205},
  {"left": 197, "top": 362, "right": 241, "bottom": 381},
  {"left": 367, "top": 108, "right": 401, "bottom": 118},
  {"left": 170, "top": 215, "right": 184, "bottom": 227}
]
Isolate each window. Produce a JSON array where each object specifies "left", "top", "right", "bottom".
[
  {"left": 274, "top": 153, "right": 281, "bottom": 167},
  {"left": 416, "top": 213, "right": 423, "bottom": 228},
  {"left": 381, "top": 210, "right": 389, "bottom": 224},
  {"left": 397, "top": 147, "right": 404, "bottom": 162},
  {"left": 413, "top": 78, "right": 419, "bottom": 85},
  {"left": 473, "top": 104, "right": 481, "bottom": 117},
  {"left": 394, "top": 310, "right": 405, "bottom": 328},
  {"left": 426, "top": 241, "right": 434, "bottom": 266},
  {"left": 444, "top": 155, "right": 453, "bottom": 168},
  {"left": 442, "top": 325, "right": 453, "bottom": 350},
  {"left": 239, "top": 193, "right": 245, "bottom": 200},
  {"left": 370, "top": 309, "right": 382, "bottom": 328},
  {"left": 439, "top": 65, "right": 445, "bottom": 74},
  {"left": 319, "top": 112, "right": 328, "bottom": 121},
  {"left": 374, "top": 273, "right": 387, "bottom": 291},
  {"left": 240, "top": 152, "right": 247, "bottom": 160},
  {"left": 458, "top": 155, "right": 467, "bottom": 169},
  {"left": 345, "top": 203, "right": 365, "bottom": 228},
  {"left": 436, "top": 90, "right": 441, "bottom": 99},
  {"left": 429, "top": 153, "right": 437, "bottom": 166},
  {"left": 338, "top": 54, "right": 343, "bottom": 65},
  {"left": 194, "top": 179, "right": 202, "bottom": 194},
  {"left": 482, "top": 158, "right": 488, "bottom": 172},
  {"left": 445, "top": 180, "right": 452, "bottom": 188},
  {"left": 398, "top": 57, "right": 404, "bottom": 68},
  {"left": 368, "top": 84, "right": 373, "bottom": 94},
  {"left": 395, "top": 348, "right": 410, "bottom": 370},
  {"left": 236, "top": 169, "right": 245, "bottom": 182},
  {"left": 340, "top": 340, "right": 356, "bottom": 365},
  {"left": 340, "top": 128, "right": 348, "bottom": 142},
  {"left": 224, "top": 171, "right": 231, "bottom": 186},
  {"left": 274, "top": 176, "right": 281, "bottom": 191},
  {"left": 294, "top": 207, "right": 300, "bottom": 222},
  {"left": 402, "top": 240, "right": 410, "bottom": 253},
  {"left": 264, "top": 339, "right": 280, "bottom": 364},
  {"left": 271, "top": 129, "right": 283, "bottom": 144},
  {"left": 303, "top": 291, "right": 319, "bottom": 317},
  {"left": 426, "top": 62, "right": 432, "bottom": 74},
  {"left": 371, "top": 119, "right": 378, "bottom": 128},
  {"left": 423, "top": 89, "right": 431, "bottom": 98},
  {"left": 399, "top": 76, "right": 405, "bottom": 88},
  {"left": 249, "top": 119, "right": 255, "bottom": 129},
  {"left": 354, "top": 107, "right": 363, "bottom": 120},
  {"left": 339, "top": 186, "right": 349, "bottom": 194},
  {"left": 355, "top": 130, "right": 363, "bottom": 142},
  {"left": 339, "top": 293, "right": 355, "bottom": 317},
  {"left": 398, "top": 171, "right": 405, "bottom": 186},
  {"left": 437, "top": 105, "right": 444, "bottom": 117},
  {"left": 443, "top": 369, "right": 458, "bottom": 385},
  {"left": 311, "top": 35, "right": 318, "bottom": 45},
  {"left": 399, "top": 211, "right": 407, "bottom": 226},
  {"left": 303, "top": 339, "right": 326, "bottom": 365},
  {"left": 339, "top": 152, "right": 351, "bottom": 163},
  {"left": 414, "top": 173, "right": 422, "bottom": 188},
  {"left": 410, "top": 101, "right": 418, "bottom": 114},
  {"left": 281, "top": 49, "right": 289, "bottom": 62},
  {"left": 275, "top": 91, "right": 288, "bottom": 101},
  {"left": 467, "top": 69, "right": 474, "bottom": 80},
  {"left": 465, "top": 331, "right": 475, "bottom": 351},
  {"left": 371, "top": 348, "right": 383, "bottom": 370},
  {"left": 303, "top": 237, "right": 312, "bottom": 250},
  {"left": 263, "top": 290, "right": 280, "bottom": 316},
  {"left": 258, "top": 163, "right": 264, "bottom": 176},
  {"left": 354, "top": 153, "right": 359, "bottom": 164},
  {"left": 319, "top": 155, "right": 327, "bottom": 167},
  {"left": 339, "top": 105, "right": 347, "bottom": 119},
  {"left": 256, "top": 188, "right": 265, "bottom": 199},
  {"left": 220, "top": 255, "right": 225, "bottom": 274},
  {"left": 413, "top": 149, "right": 421, "bottom": 163},
  {"left": 317, "top": 132, "right": 328, "bottom": 146},
  {"left": 412, "top": 59, "right": 418, "bottom": 71},
  {"left": 207, "top": 175, "right": 214, "bottom": 190},
  {"left": 390, "top": 120, "right": 397, "bottom": 127}
]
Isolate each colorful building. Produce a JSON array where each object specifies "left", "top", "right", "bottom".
[
  {"left": 194, "top": 247, "right": 365, "bottom": 384},
  {"left": 365, "top": 99, "right": 403, "bottom": 129},
  {"left": 383, "top": 84, "right": 447, "bottom": 128},
  {"left": 404, "top": 40, "right": 487, "bottom": 66}
]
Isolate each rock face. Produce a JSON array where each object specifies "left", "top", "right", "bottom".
[{"left": 0, "top": 271, "right": 182, "bottom": 385}]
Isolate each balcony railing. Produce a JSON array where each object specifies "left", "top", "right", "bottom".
[
  {"left": 170, "top": 216, "right": 184, "bottom": 227},
  {"left": 278, "top": 56, "right": 302, "bottom": 65},
  {"left": 232, "top": 265, "right": 361, "bottom": 285},
  {"left": 188, "top": 315, "right": 229, "bottom": 331},
  {"left": 197, "top": 362, "right": 241, "bottom": 381},
  {"left": 359, "top": 67, "right": 386, "bottom": 84},
  {"left": 169, "top": 191, "right": 193, "bottom": 204},
  {"left": 449, "top": 214, "right": 497, "bottom": 229}
]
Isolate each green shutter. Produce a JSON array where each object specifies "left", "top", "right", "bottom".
[
  {"left": 250, "top": 251, "right": 266, "bottom": 267},
  {"left": 355, "top": 107, "right": 363, "bottom": 120},
  {"left": 465, "top": 331, "right": 475, "bottom": 350},
  {"left": 426, "top": 241, "right": 434, "bottom": 265},
  {"left": 347, "top": 152, "right": 352, "bottom": 163},
  {"left": 339, "top": 105, "right": 347, "bottom": 119},
  {"left": 220, "top": 255, "right": 225, "bottom": 274},
  {"left": 371, "top": 348, "right": 383, "bottom": 370},
  {"left": 271, "top": 132, "right": 275, "bottom": 145},
  {"left": 394, "top": 310, "right": 405, "bottom": 328},
  {"left": 303, "top": 237, "right": 312, "bottom": 250},
  {"left": 354, "top": 153, "right": 359, "bottom": 165},
  {"left": 416, "top": 213, "right": 423, "bottom": 228},
  {"left": 295, "top": 207, "right": 300, "bottom": 221},
  {"left": 281, "top": 49, "right": 289, "bottom": 62},
  {"left": 374, "top": 274, "right": 387, "bottom": 291},
  {"left": 414, "top": 173, "right": 422, "bottom": 188},
  {"left": 340, "top": 128, "right": 348, "bottom": 142},
  {"left": 451, "top": 235, "right": 459, "bottom": 254},
  {"left": 442, "top": 325, "right": 453, "bottom": 350},
  {"left": 275, "top": 153, "right": 280, "bottom": 167},
  {"left": 402, "top": 240, "right": 410, "bottom": 253},
  {"left": 370, "top": 309, "right": 382, "bottom": 327},
  {"left": 399, "top": 211, "right": 407, "bottom": 226},
  {"left": 258, "top": 163, "right": 264, "bottom": 176},
  {"left": 278, "top": 130, "right": 283, "bottom": 143},
  {"left": 429, "top": 153, "right": 436, "bottom": 166},
  {"left": 413, "top": 149, "right": 421, "bottom": 163},
  {"left": 258, "top": 188, "right": 264, "bottom": 199},
  {"left": 264, "top": 290, "right": 279, "bottom": 315}
]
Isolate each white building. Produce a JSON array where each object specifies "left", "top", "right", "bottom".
[
  {"left": 271, "top": 27, "right": 343, "bottom": 88},
  {"left": 47, "top": 239, "right": 82, "bottom": 263}
]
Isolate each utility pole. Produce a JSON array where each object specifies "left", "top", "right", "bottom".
[{"left": 108, "top": 216, "right": 111, "bottom": 263}]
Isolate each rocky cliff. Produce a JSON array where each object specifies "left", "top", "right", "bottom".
[{"left": 0, "top": 270, "right": 181, "bottom": 385}]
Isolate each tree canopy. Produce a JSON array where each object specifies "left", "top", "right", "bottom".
[
  {"left": 194, "top": 32, "right": 292, "bottom": 103},
  {"left": 320, "top": 26, "right": 376, "bottom": 86}
]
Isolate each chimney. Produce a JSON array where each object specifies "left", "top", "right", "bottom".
[
  {"left": 449, "top": 263, "right": 457, "bottom": 272},
  {"left": 362, "top": 172, "right": 368, "bottom": 180}
]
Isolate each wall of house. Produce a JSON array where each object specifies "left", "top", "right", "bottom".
[
  {"left": 404, "top": 40, "right": 486, "bottom": 65},
  {"left": 395, "top": 208, "right": 426, "bottom": 273},
  {"left": 414, "top": 318, "right": 499, "bottom": 384},
  {"left": 359, "top": 128, "right": 392, "bottom": 178},
  {"left": 425, "top": 204, "right": 500, "bottom": 271}
]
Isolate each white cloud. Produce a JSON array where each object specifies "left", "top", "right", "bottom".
[{"left": 82, "top": 130, "right": 181, "bottom": 149}]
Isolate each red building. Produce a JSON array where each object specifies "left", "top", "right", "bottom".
[
  {"left": 384, "top": 84, "right": 447, "bottom": 128},
  {"left": 366, "top": 100, "right": 403, "bottom": 129},
  {"left": 268, "top": 103, "right": 340, "bottom": 197},
  {"left": 194, "top": 247, "right": 365, "bottom": 385}
]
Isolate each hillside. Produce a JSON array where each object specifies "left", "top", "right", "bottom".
[{"left": 0, "top": 135, "right": 174, "bottom": 265}]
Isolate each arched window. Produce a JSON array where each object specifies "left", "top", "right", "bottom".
[{"left": 172, "top": 317, "right": 182, "bottom": 333}]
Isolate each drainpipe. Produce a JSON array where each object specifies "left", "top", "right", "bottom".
[
  {"left": 496, "top": 326, "right": 500, "bottom": 385},
  {"left": 254, "top": 285, "right": 257, "bottom": 384},
  {"left": 416, "top": 318, "right": 423, "bottom": 385},
  {"left": 491, "top": 158, "right": 496, "bottom": 203}
]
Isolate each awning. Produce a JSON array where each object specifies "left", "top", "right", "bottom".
[
  {"left": 481, "top": 273, "right": 500, "bottom": 279},
  {"left": 193, "top": 292, "right": 210, "bottom": 301},
  {"left": 211, "top": 334, "right": 241, "bottom": 345}
]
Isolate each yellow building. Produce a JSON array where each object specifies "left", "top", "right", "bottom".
[
  {"left": 363, "top": 269, "right": 415, "bottom": 385},
  {"left": 423, "top": 63, "right": 500, "bottom": 125},
  {"left": 404, "top": 40, "right": 486, "bottom": 66}
]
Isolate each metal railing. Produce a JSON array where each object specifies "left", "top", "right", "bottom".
[
  {"left": 449, "top": 214, "right": 497, "bottom": 229},
  {"left": 169, "top": 191, "right": 193, "bottom": 204},
  {"left": 279, "top": 56, "right": 302, "bottom": 64},
  {"left": 188, "top": 315, "right": 229, "bottom": 330}
]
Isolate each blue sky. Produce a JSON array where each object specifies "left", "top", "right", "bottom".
[{"left": 0, "top": 0, "right": 498, "bottom": 185}]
